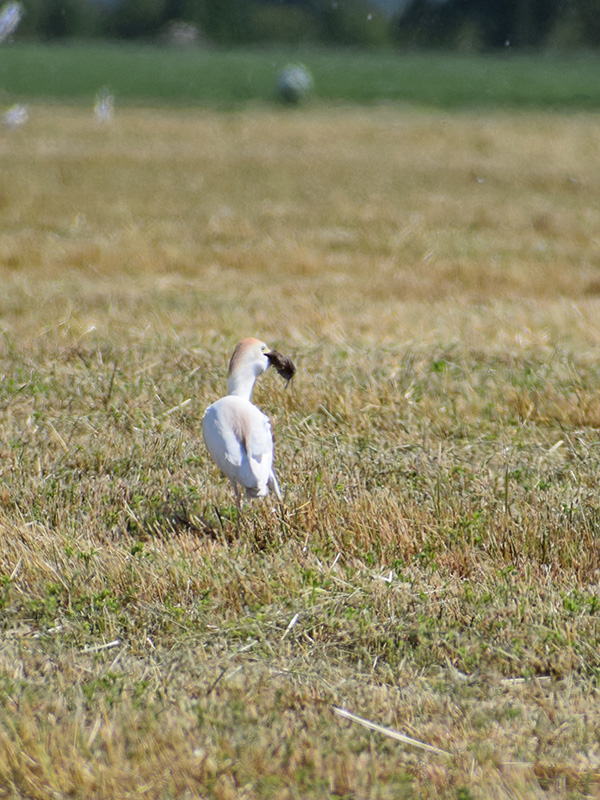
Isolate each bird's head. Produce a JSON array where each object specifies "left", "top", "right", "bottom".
[
  {"left": 228, "top": 338, "right": 272, "bottom": 381},
  {"left": 227, "top": 337, "right": 296, "bottom": 399}
]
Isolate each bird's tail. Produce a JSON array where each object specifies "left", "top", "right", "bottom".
[
  {"left": 244, "top": 473, "right": 282, "bottom": 501},
  {"left": 245, "top": 485, "right": 269, "bottom": 499}
]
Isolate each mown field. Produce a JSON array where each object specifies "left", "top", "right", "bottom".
[{"left": 2, "top": 93, "right": 600, "bottom": 798}]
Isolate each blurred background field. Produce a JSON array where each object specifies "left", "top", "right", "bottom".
[
  {"left": 2, "top": 43, "right": 600, "bottom": 109},
  {"left": 0, "top": 43, "right": 600, "bottom": 110}
]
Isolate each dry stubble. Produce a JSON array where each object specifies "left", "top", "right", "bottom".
[{"left": 1, "top": 105, "right": 600, "bottom": 798}]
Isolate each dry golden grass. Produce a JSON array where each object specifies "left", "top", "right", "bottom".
[{"left": 2, "top": 104, "right": 600, "bottom": 798}]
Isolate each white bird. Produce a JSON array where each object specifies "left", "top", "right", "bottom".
[
  {"left": 2, "top": 103, "right": 28, "bottom": 130},
  {"left": 0, "top": 2, "right": 23, "bottom": 44},
  {"left": 202, "top": 337, "right": 295, "bottom": 505},
  {"left": 94, "top": 89, "right": 114, "bottom": 124}
]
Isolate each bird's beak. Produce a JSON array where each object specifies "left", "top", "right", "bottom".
[{"left": 266, "top": 349, "right": 296, "bottom": 385}]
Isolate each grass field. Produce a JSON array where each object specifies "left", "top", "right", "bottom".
[
  {"left": 2, "top": 100, "right": 600, "bottom": 798},
  {"left": 2, "top": 43, "right": 600, "bottom": 109}
]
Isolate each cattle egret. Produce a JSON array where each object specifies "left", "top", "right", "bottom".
[{"left": 202, "top": 338, "right": 295, "bottom": 505}]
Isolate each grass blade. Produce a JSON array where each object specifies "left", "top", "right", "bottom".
[{"left": 333, "top": 707, "right": 451, "bottom": 756}]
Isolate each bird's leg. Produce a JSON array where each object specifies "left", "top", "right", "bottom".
[
  {"left": 230, "top": 480, "right": 242, "bottom": 531},
  {"left": 268, "top": 471, "right": 282, "bottom": 502},
  {"left": 267, "top": 471, "right": 291, "bottom": 543}
]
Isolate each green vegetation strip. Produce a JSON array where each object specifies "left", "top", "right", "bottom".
[{"left": 0, "top": 43, "right": 599, "bottom": 108}]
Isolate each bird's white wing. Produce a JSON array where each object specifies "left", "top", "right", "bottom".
[
  {"left": 202, "top": 397, "right": 274, "bottom": 497},
  {"left": 241, "top": 407, "right": 275, "bottom": 496}
]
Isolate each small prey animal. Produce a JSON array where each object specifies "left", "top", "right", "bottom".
[{"left": 202, "top": 337, "right": 295, "bottom": 504}]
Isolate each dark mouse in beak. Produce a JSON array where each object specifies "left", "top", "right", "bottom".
[{"left": 267, "top": 349, "right": 296, "bottom": 385}]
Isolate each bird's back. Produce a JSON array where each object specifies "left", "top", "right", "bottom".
[{"left": 202, "top": 395, "right": 275, "bottom": 497}]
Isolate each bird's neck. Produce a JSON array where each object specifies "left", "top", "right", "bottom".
[{"left": 227, "top": 370, "right": 256, "bottom": 402}]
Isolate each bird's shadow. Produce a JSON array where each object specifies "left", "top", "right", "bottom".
[{"left": 132, "top": 497, "right": 287, "bottom": 551}]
